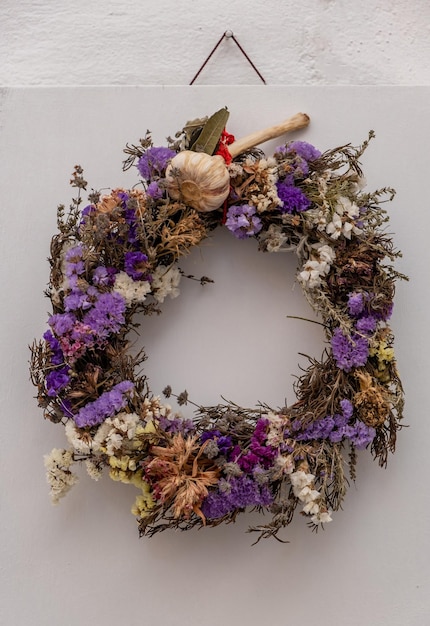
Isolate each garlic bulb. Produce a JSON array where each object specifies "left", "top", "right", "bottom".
[{"left": 165, "top": 151, "right": 230, "bottom": 213}]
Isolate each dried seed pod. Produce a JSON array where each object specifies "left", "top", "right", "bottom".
[{"left": 165, "top": 151, "right": 230, "bottom": 213}]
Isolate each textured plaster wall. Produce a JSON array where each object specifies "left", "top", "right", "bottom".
[{"left": 1, "top": 0, "right": 429, "bottom": 86}]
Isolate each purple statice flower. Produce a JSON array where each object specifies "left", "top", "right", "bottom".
[
  {"left": 146, "top": 181, "right": 163, "bottom": 199},
  {"left": 287, "top": 141, "right": 321, "bottom": 162},
  {"left": 297, "top": 399, "right": 355, "bottom": 444},
  {"left": 64, "top": 288, "right": 95, "bottom": 312},
  {"left": 225, "top": 204, "right": 262, "bottom": 240},
  {"left": 347, "top": 422, "right": 376, "bottom": 449},
  {"left": 124, "top": 251, "right": 149, "bottom": 281},
  {"left": 45, "top": 366, "right": 70, "bottom": 397},
  {"left": 83, "top": 292, "right": 126, "bottom": 340},
  {"left": 123, "top": 207, "right": 139, "bottom": 245},
  {"left": 297, "top": 416, "right": 336, "bottom": 441},
  {"left": 81, "top": 205, "right": 95, "bottom": 218},
  {"left": 64, "top": 245, "right": 85, "bottom": 277},
  {"left": 43, "top": 330, "right": 64, "bottom": 365},
  {"left": 201, "top": 430, "right": 233, "bottom": 456},
  {"left": 340, "top": 398, "right": 354, "bottom": 421},
  {"left": 331, "top": 328, "right": 369, "bottom": 372},
  {"left": 73, "top": 380, "right": 134, "bottom": 428},
  {"left": 158, "top": 416, "right": 196, "bottom": 436},
  {"left": 92, "top": 265, "right": 117, "bottom": 287},
  {"left": 137, "top": 147, "right": 176, "bottom": 180},
  {"left": 355, "top": 315, "right": 377, "bottom": 334},
  {"left": 201, "top": 475, "right": 274, "bottom": 520},
  {"left": 116, "top": 191, "right": 129, "bottom": 206},
  {"left": 347, "top": 292, "right": 366, "bottom": 317},
  {"left": 276, "top": 183, "right": 311, "bottom": 214},
  {"left": 48, "top": 312, "right": 76, "bottom": 337},
  {"left": 378, "top": 301, "right": 394, "bottom": 321},
  {"left": 237, "top": 418, "right": 277, "bottom": 471}
]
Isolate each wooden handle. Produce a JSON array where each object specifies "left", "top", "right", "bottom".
[{"left": 228, "top": 112, "right": 310, "bottom": 159}]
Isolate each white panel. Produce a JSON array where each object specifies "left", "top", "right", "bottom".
[{"left": 0, "top": 87, "right": 428, "bottom": 626}]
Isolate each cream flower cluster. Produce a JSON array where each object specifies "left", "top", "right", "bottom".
[
  {"left": 113, "top": 271, "right": 152, "bottom": 306},
  {"left": 289, "top": 470, "right": 333, "bottom": 525},
  {"left": 298, "top": 243, "right": 336, "bottom": 289},
  {"left": 44, "top": 448, "right": 79, "bottom": 504},
  {"left": 151, "top": 266, "right": 181, "bottom": 303}
]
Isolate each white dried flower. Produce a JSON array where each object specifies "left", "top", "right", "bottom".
[
  {"left": 113, "top": 271, "right": 152, "bottom": 306},
  {"left": 44, "top": 448, "right": 78, "bottom": 504},
  {"left": 151, "top": 265, "right": 181, "bottom": 302}
]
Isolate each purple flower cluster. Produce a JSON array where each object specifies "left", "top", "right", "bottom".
[
  {"left": 276, "top": 141, "right": 321, "bottom": 179},
  {"left": 287, "top": 141, "right": 322, "bottom": 163},
  {"left": 331, "top": 328, "right": 369, "bottom": 372},
  {"left": 124, "top": 251, "right": 149, "bottom": 281},
  {"left": 291, "top": 398, "right": 375, "bottom": 449},
  {"left": 92, "top": 266, "right": 117, "bottom": 287},
  {"left": 137, "top": 147, "right": 176, "bottom": 180},
  {"left": 235, "top": 418, "right": 277, "bottom": 472},
  {"left": 201, "top": 430, "right": 233, "bottom": 457},
  {"left": 65, "top": 245, "right": 85, "bottom": 288},
  {"left": 48, "top": 291, "right": 126, "bottom": 362},
  {"left": 201, "top": 475, "right": 274, "bottom": 520},
  {"left": 43, "top": 330, "right": 70, "bottom": 397},
  {"left": 158, "top": 415, "right": 196, "bottom": 436},
  {"left": 273, "top": 141, "right": 321, "bottom": 214},
  {"left": 45, "top": 367, "right": 70, "bottom": 397},
  {"left": 73, "top": 380, "right": 134, "bottom": 428},
  {"left": 225, "top": 204, "right": 262, "bottom": 239},
  {"left": 276, "top": 183, "right": 311, "bottom": 214},
  {"left": 347, "top": 290, "right": 392, "bottom": 333},
  {"left": 83, "top": 292, "right": 126, "bottom": 340}
]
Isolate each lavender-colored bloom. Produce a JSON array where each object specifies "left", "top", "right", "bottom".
[
  {"left": 158, "top": 415, "right": 196, "bottom": 436},
  {"left": 146, "top": 181, "right": 164, "bottom": 199},
  {"left": 355, "top": 315, "right": 377, "bottom": 334},
  {"left": 83, "top": 292, "right": 126, "bottom": 339},
  {"left": 225, "top": 204, "right": 262, "bottom": 240},
  {"left": 45, "top": 367, "right": 70, "bottom": 397},
  {"left": 347, "top": 292, "right": 366, "bottom": 317},
  {"left": 48, "top": 312, "right": 76, "bottom": 337},
  {"left": 43, "top": 330, "right": 64, "bottom": 365},
  {"left": 287, "top": 141, "right": 321, "bottom": 162},
  {"left": 73, "top": 380, "right": 134, "bottom": 428},
  {"left": 201, "top": 430, "right": 232, "bottom": 456},
  {"left": 201, "top": 475, "right": 274, "bottom": 520},
  {"left": 348, "top": 422, "right": 376, "bottom": 449},
  {"left": 65, "top": 245, "right": 85, "bottom": 279},
  {"left": 123, "top": 207, "right": 139, "bottom": 244},
  {"left": 92, "top": 266, "right": 117, "bottom": 287},
  {"left": 64, "top": 289, "right": 94, "bottom": 312},
  {"left": 340, "top": 398, "right": 354, "bottom": 421},
  {"left": 237, "top": 418, "right": 277, "bottom": 471},
  {"left": 124, "top": 251, "right": 149, "bottom": 281},
  {"left": 81, "top": 205, "right": 95, "bottom": 217},
  {"left": 276, "top": 183, "right": 311, "bottom": 214},
  {"left": 297, "top": 398, "right": 354, "bottom": 443},
  {"left": 137, "top": 147, "right": 176, "bottom": 180},
  {"left": 331, "top": 328, "right": 369, "bottom": 372}
]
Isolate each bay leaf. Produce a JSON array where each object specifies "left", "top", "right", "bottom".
[{"left": 190, "top": 107, "right": 229, "bottom": 155}]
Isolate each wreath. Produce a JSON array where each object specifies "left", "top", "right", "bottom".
[{"left": 30, "top": 108, "right": 405, "bottom": 542}]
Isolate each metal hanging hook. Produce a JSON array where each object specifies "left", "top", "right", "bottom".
[{"left": 189, "top": 31, "right": 266, "bottom": 85}]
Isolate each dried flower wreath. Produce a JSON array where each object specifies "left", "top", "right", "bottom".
[{"left": 30, "top": 108, "right": 405, "bottom": 542}]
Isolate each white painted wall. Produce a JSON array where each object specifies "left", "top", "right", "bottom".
[
  {"left": 1, "top": 1, "right": 429, "bottom": 86},
  {"left": 1, "top": 3, "right": 430, "bottom": 626}
]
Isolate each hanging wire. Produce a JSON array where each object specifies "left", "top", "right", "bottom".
[{"left": 189, "top": 30, "right": 266, "bottom": 85}]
